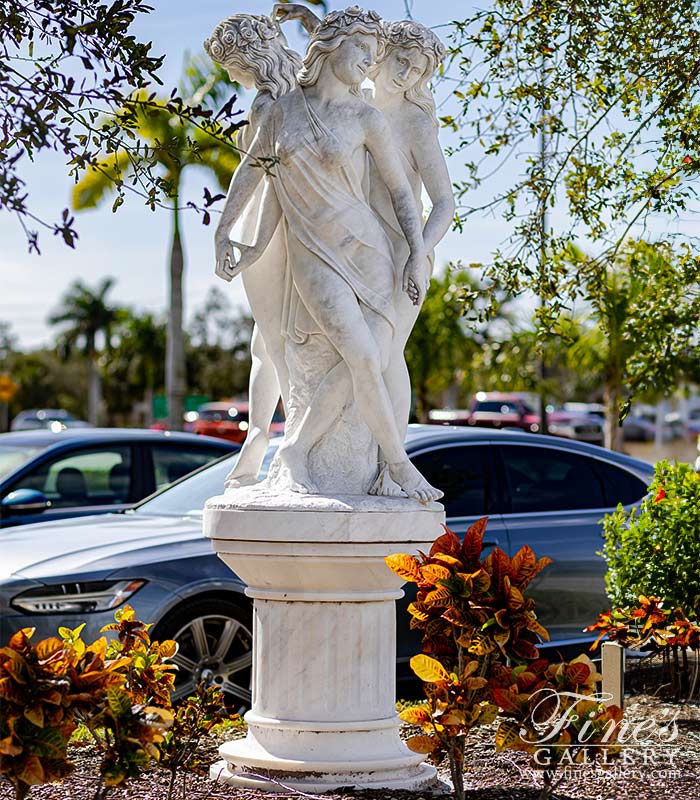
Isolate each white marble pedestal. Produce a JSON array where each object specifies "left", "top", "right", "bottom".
[{"left": 203, "top": 487, "right": 444, "bottom": 792}]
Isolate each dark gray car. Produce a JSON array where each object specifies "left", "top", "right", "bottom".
[
  {"left": 0, "top": 427, "right": 653, "bottom": 707},
  {"left": 0, "top": 428, "right": 238, "bottom": 528}
]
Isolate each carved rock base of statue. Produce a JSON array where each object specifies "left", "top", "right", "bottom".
[
  {"left": 267, "top": 334, "right": 378, "bottom": 495},
  {"left": 203, "top": 487, "right": 444, "bottom": 792}
]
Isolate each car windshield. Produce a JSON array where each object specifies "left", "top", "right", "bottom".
[
  {"left": 134, "top": 447, "right": 276, "bottom": 517},
  {"left": 475, "top": 401, "right": 521, "bottom": 413},
  {"left": 0, "top": 444, "right": 48, "bottom": 481},
  {"left": 199, "top": 408, "right": 249, "bottom": 423}
]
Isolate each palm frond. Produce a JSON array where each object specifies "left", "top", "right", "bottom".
[
  {"left": 72, "top": 151, "right": 132, "bottom": 210},
  {"left": 180, "top": 52, "right": 235, "bottom": 110},
  {"left": 199, "top": 146, "right": 239, "bottom": 190}
]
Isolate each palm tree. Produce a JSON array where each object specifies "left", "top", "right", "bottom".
[
  {"left": 49, "top": 277, "right": 120, "bottom": 425},
  {"left": 72, "top": 56, "right": 239, "bottom": 430}
]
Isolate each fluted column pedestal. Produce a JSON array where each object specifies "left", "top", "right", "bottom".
[{"left": 203, "top": 487, "right": 444, "bottom": 792}]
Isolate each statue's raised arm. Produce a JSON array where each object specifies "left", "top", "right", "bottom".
[{"left": 271, "top": 2, "right": 321, "bottom": 34}]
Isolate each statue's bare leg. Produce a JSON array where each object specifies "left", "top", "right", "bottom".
[
  {"left": 281, "top": 308, "right": 397, "bottom": 492},
  {"left": 370, "top": 298, "right": 419, "bottom": 497},
  {"left": 226, "top": 222, "right": 289, "bottom": 489},
  {"left": 280, "top": 354, "right": 441, "bottom": 502},
  {"left": 277, "top": 261, "right": 442, "bottom": 502},
  {"left": 226, "top": 324, "right": 286, "bottom": 488}
]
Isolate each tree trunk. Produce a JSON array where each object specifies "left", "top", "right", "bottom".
[
  {"left": 87, "top": 338, "right": 101, "bottom": 426},
  {"left": 417, "top": 382, "right": 430, "bottom": 423},
  {"left": 654, "top": 399, "right": 666, "bottom": 451},
  {"left": 604, "top": 381, "right": 624, "bottom": 451},
  {"left": 442, "top": 383, "right": 458, "bottom": 409},
  {"left": 539, "top": 342, "right": 548, "bottom": 435},
  {"left": 144, "top": 386, "right": 154, "bottom": 428},
  {"left": 166, "top": 201, "right": 186, "bottom": 432},
  {"left": 143, "top": 359, "right": 155, "bottom": 427}
]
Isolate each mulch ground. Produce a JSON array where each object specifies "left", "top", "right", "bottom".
[{"left": 2, "top": 694, "right": 699, "bottom": 800}]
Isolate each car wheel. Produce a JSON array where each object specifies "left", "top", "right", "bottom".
[{"left": 153, "top": 597, "right": 253, "bottom": 713}]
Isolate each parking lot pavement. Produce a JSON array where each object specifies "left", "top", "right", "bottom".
[{"left": 624, "top": 438, "right": 697, "bottom": 466}]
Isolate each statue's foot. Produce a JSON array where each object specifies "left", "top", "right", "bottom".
[
  {"left": 278, "top": 444, "right": 318, "bottom": 494},
  {"left": 387, "top": 459, "right": 444, "bottom": 505},
  {"left": 369, "top": 464, "right": 406, "bottom": 497},
  {"left": 225, "top": 473, "right": 260, "bottom": 490}
]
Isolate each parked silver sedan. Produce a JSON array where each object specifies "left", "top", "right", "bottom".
[{"left": 0, "top": 427, "right": 653, "bottom": 707}]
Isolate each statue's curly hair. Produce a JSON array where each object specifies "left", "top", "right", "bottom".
[
  {"left": 375, "top": 20, "right": 445, "bottom": 125},
  {"left": 204, "top": 14, "right": 301, "bottom": 99},
  {"left": 298, "top": 6, "right": 385, "bottom": 97}
]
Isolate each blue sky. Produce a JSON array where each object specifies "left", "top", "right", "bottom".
[{"left": 2, "top": 0, "right": 495, "bottom": 349}]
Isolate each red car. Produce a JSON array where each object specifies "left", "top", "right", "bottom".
[
  {"left": 466, "top": 393, "right": 540, "bottom": 431},
  {"left": 192, "top": 402, "right": 284, "bottom": 444},
  {"left": 429, "top": 393, "right": 604, "bottom": 445}
]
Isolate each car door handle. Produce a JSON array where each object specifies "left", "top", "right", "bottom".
[{"left": 483, "top": 539, "right": 499, "bottom": 547}]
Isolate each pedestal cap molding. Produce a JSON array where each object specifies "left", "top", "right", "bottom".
[
  {"left": 243, "top": 711, "right": 402, "bottom": 732},
  {"left": 204, "top": 488, "right": 445, "bottom": 545}
]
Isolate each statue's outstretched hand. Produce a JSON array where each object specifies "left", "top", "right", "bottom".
[
  {"left": 272, "top": 3, "right": 305, "bottom": 22},
  {"left": 272, "top": 3, "right": 321, "bottom": 33},
  {"left": 402, "top": 253, "right": 427, "bottom": 306},
  {"left": 215, "top": 237, "right": 261, "bottom": 282}
]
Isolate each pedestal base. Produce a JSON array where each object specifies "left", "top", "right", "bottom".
[
  {"left": 204, "top": 488, "right": 445, "bottom": 793},
  {"left": 210, "top": 758, "right": 437, "bottom": 792},
  {"left": 211, "top": 711, "right": 437, "bottom": 791}
]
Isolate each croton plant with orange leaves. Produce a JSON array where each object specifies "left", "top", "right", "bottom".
[
  {"left": 585, "top": 594, "right": 700, "bottom": 651},
  {"left": 0, "top": 606, "right": 176, "bottom": 800},
  {"left": 585, "top": 597, "right": 700, "bottom": 703},
  {"left": 585, "top": 595, "right": 700, "bottom": 704},
  {"left": 490, "top": 655, "right": 623, "bottom": 799},
  {"left": 386, "top": 519, "right": 623, "bottom": 800}
]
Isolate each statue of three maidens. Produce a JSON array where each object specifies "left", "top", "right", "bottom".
[{"left": 204, "top": 5, "right": 455, "bottom": 503}]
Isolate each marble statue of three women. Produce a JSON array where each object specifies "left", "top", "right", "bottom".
[{"left": 204, "top": 5, "right": 454, "bottom": 504}]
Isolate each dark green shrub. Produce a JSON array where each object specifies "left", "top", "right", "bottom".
[{"left": 602, "top": 460, "right": 700, "bottom": 611}]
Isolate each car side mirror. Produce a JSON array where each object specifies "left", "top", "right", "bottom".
[{"left": 1, "top": 489, "right": 52, "bottom": 515}]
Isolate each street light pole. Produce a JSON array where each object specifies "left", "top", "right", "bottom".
[
  {"left": 538, "top": 51, "right": 549, "bottom": 436},
  {"left": 0, "top": 341, "right": 9, "bottom": 433}
]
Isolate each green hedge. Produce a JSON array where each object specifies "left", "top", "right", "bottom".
[{"left": 602, "top": 460, "right": 700, "bottom": 612}]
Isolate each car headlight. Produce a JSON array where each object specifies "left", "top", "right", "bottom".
[{"left": 11, "top": 579, "right": 147, "bottom": 614}]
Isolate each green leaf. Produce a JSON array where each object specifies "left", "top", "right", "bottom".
[{"left": 107, "top": 687, "right": 132, "bottom": 717}]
